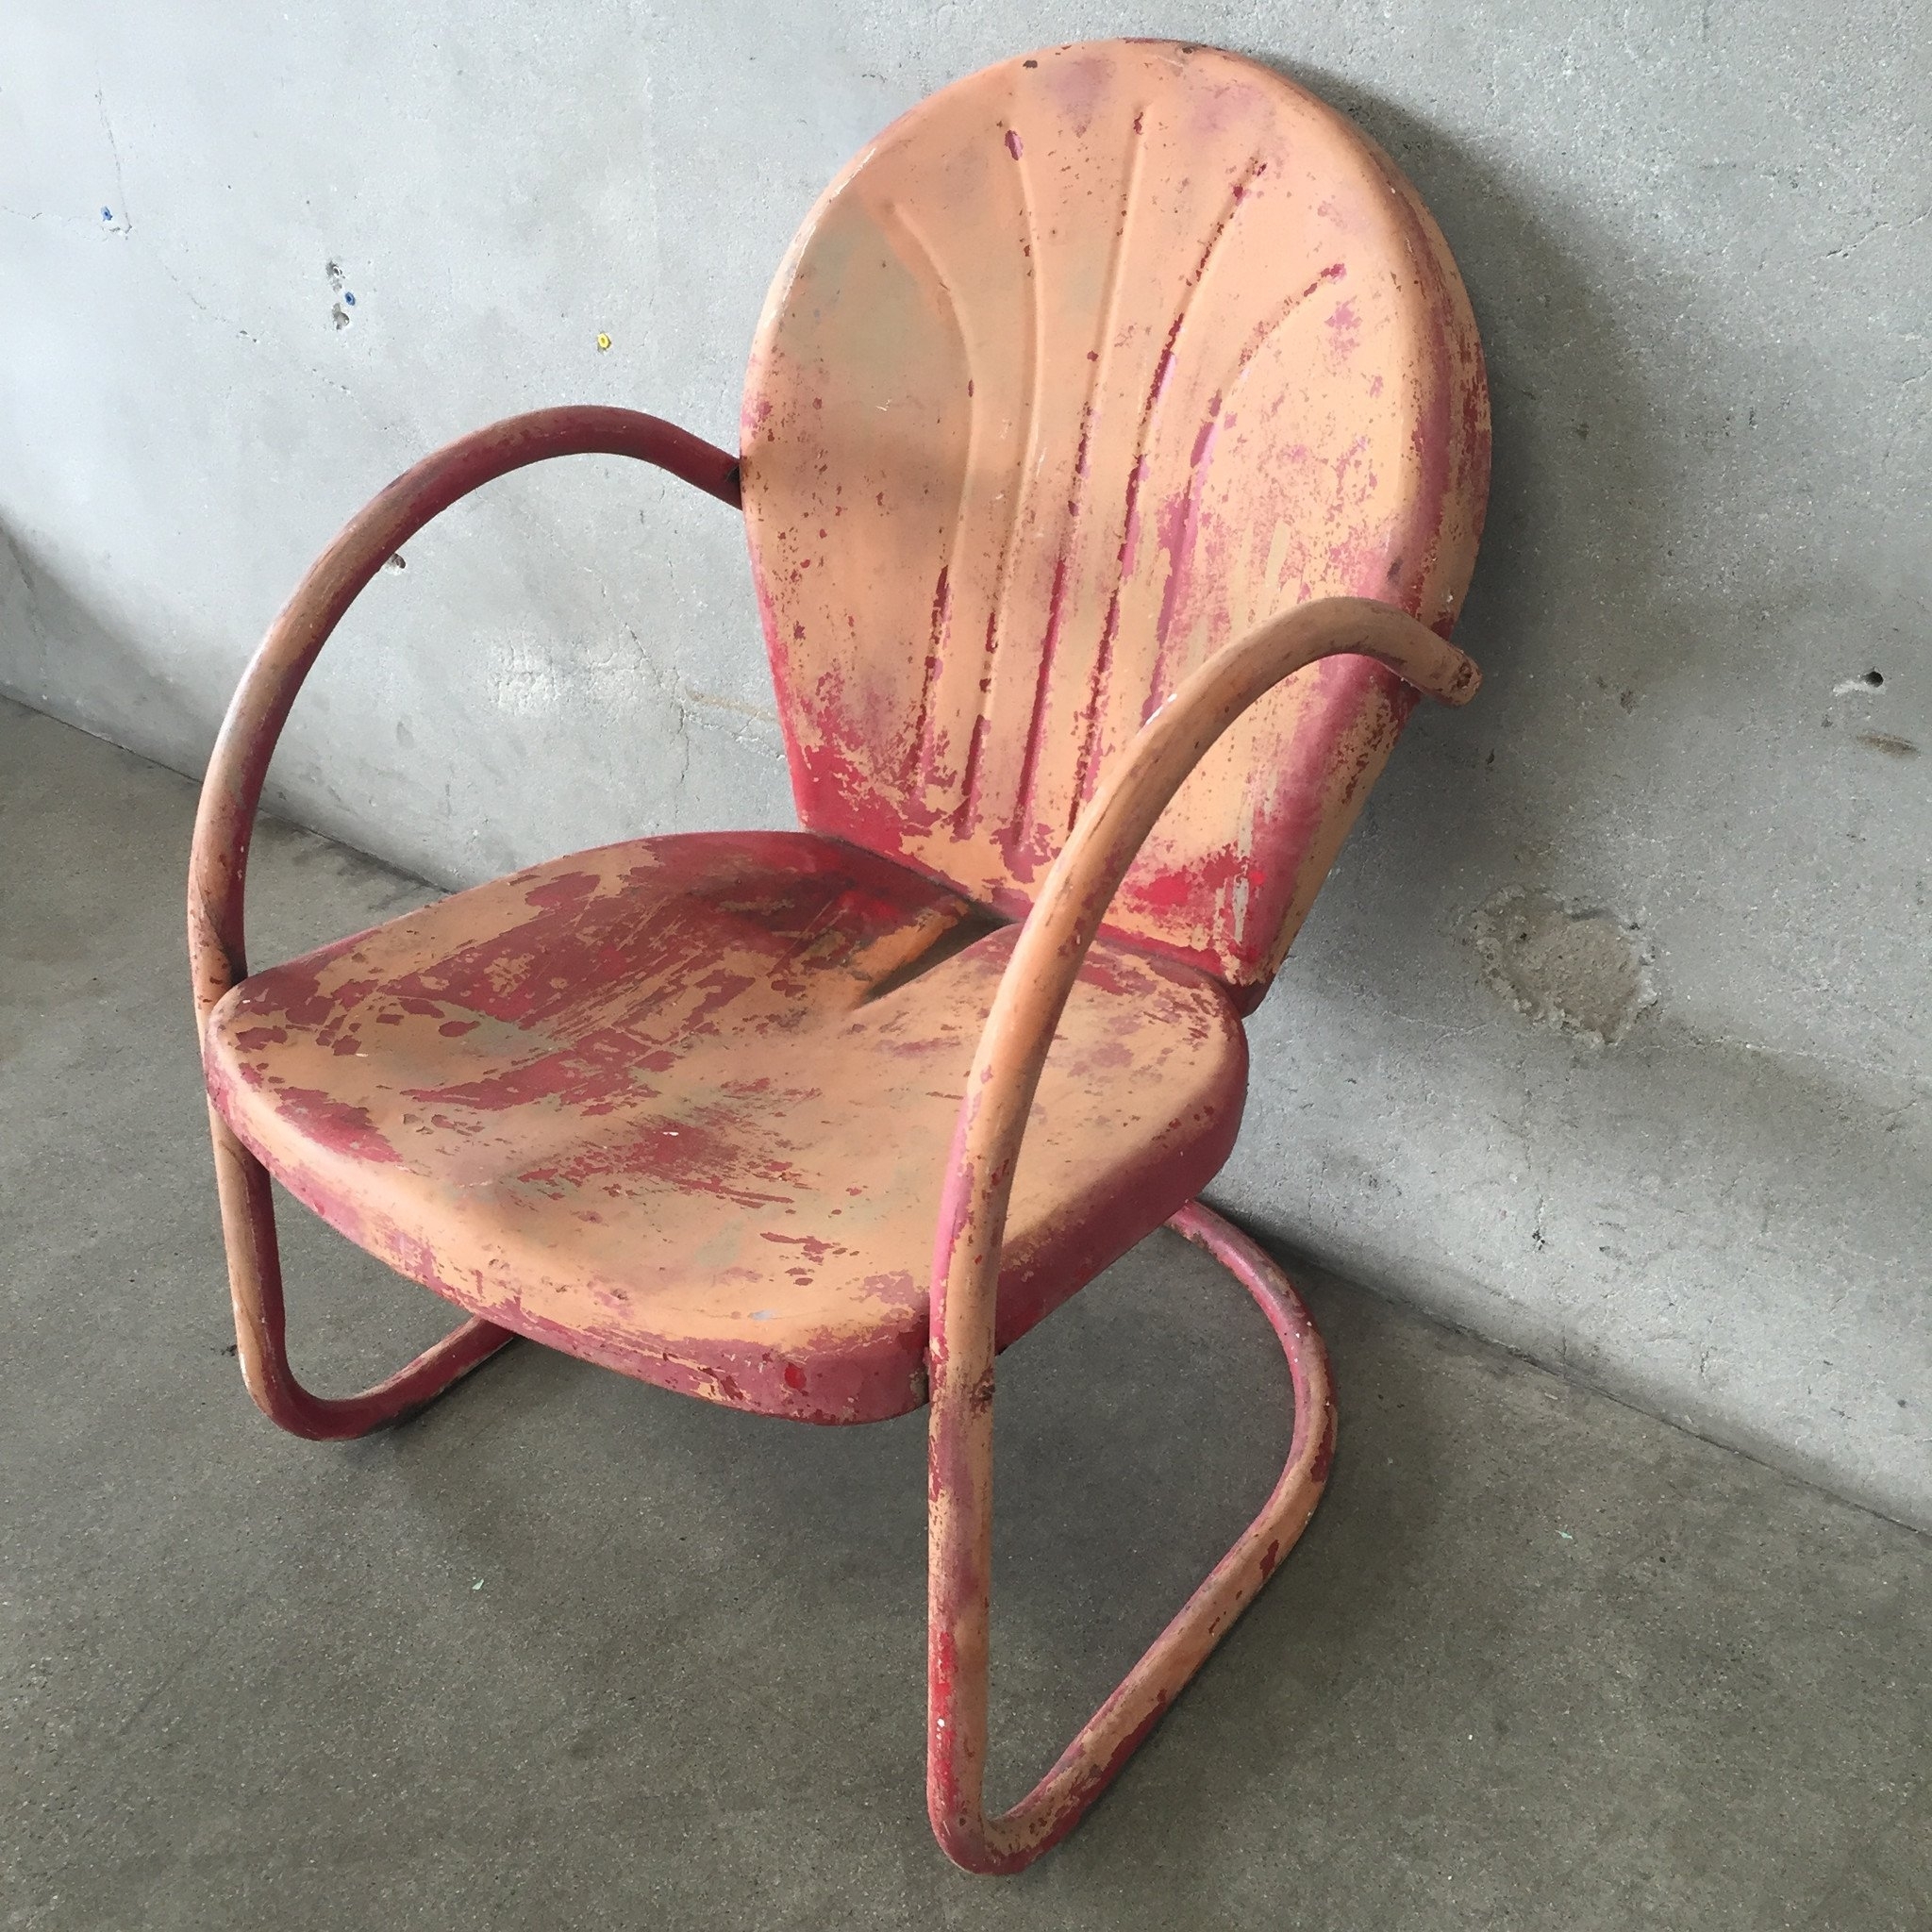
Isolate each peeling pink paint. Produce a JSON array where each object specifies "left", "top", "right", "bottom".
[
  {"left": 203, "top": 831, "right": 1246, "bottom": 1425},
  {"left": 190, "top": 37, "right": 1487, "bottom": 1882},
  {"left": 742, "top": 39, "right": 1485, "bottom": 999}
]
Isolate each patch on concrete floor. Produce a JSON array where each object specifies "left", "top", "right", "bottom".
[{"left": 1473, "top": 888, "right": 1657, "bottom": 1045}]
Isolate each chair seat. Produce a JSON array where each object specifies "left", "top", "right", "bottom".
[{"left": 204, "top": 831, "right": 1246, "bottom": 1422}]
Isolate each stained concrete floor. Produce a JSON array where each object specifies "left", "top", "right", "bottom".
[{"left": 2, "top": 692, "right": 1927, "bottom": 1931}]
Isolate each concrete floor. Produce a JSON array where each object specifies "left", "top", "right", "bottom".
[{"left": 3, "top": 692, "right": 1927, "bottom": 1931}]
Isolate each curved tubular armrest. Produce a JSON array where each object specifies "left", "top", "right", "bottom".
[
  {"left": 188, "top": 407, "right": 739, "bottom": 1441},
  {"left": 924, "top": 594, "right": 1480, "bottom": 1870},
  {"left": 188, "top": 405, "right": 741, "bottom": 1035}
]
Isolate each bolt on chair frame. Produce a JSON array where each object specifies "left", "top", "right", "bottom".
[{"left": 188, "top": 406, "right": 1476, "bottom": 1874}]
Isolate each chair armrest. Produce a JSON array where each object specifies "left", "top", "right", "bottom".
[
  {"left": 924, "top": 595, "right": 1477, "bottom": 1844},
  {"left": 187, "top": 406, "right": 741, "bottom": 1035},
  {"left": 926, "top": 593, "right": 1479, "bottom": 1450}
]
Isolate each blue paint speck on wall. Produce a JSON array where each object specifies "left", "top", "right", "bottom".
[
  {"left": 101, "top": 207, "right": 112, "bottom": 221},
  {"left": 344, "top": 292, "right": 357, "bottom": 306}
]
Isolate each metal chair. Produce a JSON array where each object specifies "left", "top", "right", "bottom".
[{"left": 188, "top": 39, "right": 1487, "bottom": 1874}]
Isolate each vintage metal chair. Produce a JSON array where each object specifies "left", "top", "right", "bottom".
[{"left": 188, "top": 40, "right": 1487, "bottom": 1874}]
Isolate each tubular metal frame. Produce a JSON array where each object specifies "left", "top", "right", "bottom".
[
  {"left": 922, "top": 600, "right": 1476, "bottom": 1869},
  {"left": 186, "top": 407, "right": 1478, "bottom": 1870},
  {"left": 187, "top": 408, "right": 741, "bottom": 1437}
]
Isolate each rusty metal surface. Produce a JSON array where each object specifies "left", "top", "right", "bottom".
[{"left": 742, "top": 41, "right": 1488, "bottom": 1004}]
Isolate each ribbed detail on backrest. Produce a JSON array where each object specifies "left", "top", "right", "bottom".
[{"left": 742, "top": 40, "right": 1487, "bottom": 999}]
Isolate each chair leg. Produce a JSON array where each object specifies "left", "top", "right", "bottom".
[
  {"left": 925, "top": 1199, "right": 1336, "bottom": 1874},
  {"left": 208, "top": 1109, "right": 513, "bottom": 1440}
]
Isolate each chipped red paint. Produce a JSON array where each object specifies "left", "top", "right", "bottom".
[
  {"left": 186, "top": 406, "right": 742, "bottom": 1441},
  {"left": 203, "top": 832, "right": 1247, "bottom": 1424},
  {"left": 1310, "top": 1414, "right": 1338, "bottom": 1486},
  {"left": 921, "top": 597, "right": 1472, "bottom": 1870},
  {"left": 926, "top": 1198, "right": 1338, "bottom": 1873},
  {"left": 744, "top": 46, "right": 1484, "bottom": 1000},
  {"left": 248, "top": 1086, "right": 403, "bottom": 1165},
  {"left": 189, "top": 38, "right": 1489, "bottom": 1880}
]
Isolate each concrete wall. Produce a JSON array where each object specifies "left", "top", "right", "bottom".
[{"left": 4, "top": 3, "right": 1925, "bottom": 1525}]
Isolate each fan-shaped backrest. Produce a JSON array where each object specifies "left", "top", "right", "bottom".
[{"left": 741, "top": 40, "right": 1488, "bottom": 1003}]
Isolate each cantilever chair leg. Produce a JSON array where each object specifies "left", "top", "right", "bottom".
[
  {"left": 209, "top": 1112, "right": 512, "bottom": 1441},
  {"left": 924, "top": 605, "right": 1478, "bottom": 1872},
  {"left": 188, "top": 408, "right": 739, "bottom": 1441},
  {"left": 925, "top": 1199, "right": 1335, "bottom": 1874}
]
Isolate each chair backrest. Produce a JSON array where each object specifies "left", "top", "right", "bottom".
[{"left": 741, "top": 40, "right": 1487, "bottom": 1005}]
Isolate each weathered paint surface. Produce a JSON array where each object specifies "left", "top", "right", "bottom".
[
  {"left": 185, "top": 405, "right": 743, "bottom": 1440},
  {"left": 183, "top": 42, "right": 1491, "bottom": 1878},
  {"left": 928, "top": 1202, "right": 1336, "bottom": 1874},
  {"left": 204, "top": 830, "right": 1246, "bottom": 1423},
  {"left": 742, "top": 40, "right": 1488, "bottom": 1002},
  {"left": 920, "top": 598, "right": 1476, "bottom": 1872}
]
